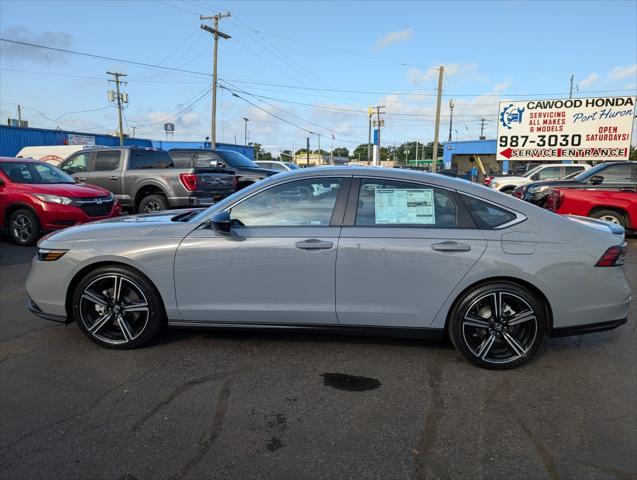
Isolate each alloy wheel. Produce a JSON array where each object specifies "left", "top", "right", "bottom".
[
  {"left": 11, "top": 214, "right": 33, "bottom": 243},
  {"left": 143, "top": 200, "right": 162, "bottom": 213},
  {"left": 598, "top": 215, "right": 621, "bottom": 225},
  {"left": 461, "top": 292, "right": 538, "bottom": 365},
  {"left": 79, "top": 274, "right": 149, "bottom": 345}
]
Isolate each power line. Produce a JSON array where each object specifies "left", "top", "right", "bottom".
[{"left": 155, "top": 0, "right": 200, "bottom": 16}]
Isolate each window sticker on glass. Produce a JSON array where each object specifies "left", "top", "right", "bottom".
[{"left": 374, "top": 188, "right": 435, "bottom": 224}]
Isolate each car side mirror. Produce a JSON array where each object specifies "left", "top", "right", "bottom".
[
  {"left": 590, "top": 175, "right": 604, "bottom": 185},
  {"left": 210, "top": 210, "right": 232, "bottom": 234},
  {"left": 211, "top": 161, "right": 225, "bottom": 168}
]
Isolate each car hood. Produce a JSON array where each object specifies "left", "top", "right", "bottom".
[
  {"left": 525, "top": 179, "right": 582, "bottom": 190},
  {"left": 95, "top": 208, "right": 204, "bottom": 224},
  {"left": 22, "top": 183, "right": 110, "bottom": 197}
]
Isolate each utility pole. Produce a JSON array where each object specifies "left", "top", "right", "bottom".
[
  {"left": 17, "top": 105, "right": 22, "bottom": 125},
  {"left": 415, "top": 141, "right": 419, "bottom": 162},
  {"left": 131, "top": 126, "right": 137, "bottom": 138},
  {"left": 569, "top": 74, "right": 574, "bottom": 99},
  {"left": 317, "top": 133, "right": 321, "bottom": 165},
  {"left": 107, "top": 71, "right": 127, "bottom": 146},
  {"left": 431, "top": 65, "right": 444, "bottom": 173},
  {"left": 242, "top": 117, "right": 249, "bottom": 146},
  {"left": 448, "top": 99, "right": 454, "bottom": 142},
  {"left": 201, "top": 11, "right": 231, "bottom": 150},
  {"left": 306, "top": 137, "right": 310, "bottom": 166},
  {"left": 367, "top": 106, "right": 373, "bottom": 163},
  {"left": 479, "top": 119, "right": 487, "bottom": 140}
]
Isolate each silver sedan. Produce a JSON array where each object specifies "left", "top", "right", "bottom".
[{"left": 26, "top": 167, "right": 631, "bottom": 369}]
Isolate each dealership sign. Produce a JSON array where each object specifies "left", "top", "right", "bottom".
[
  {"left": 68, "top": 134, "right": 96, "bottom": 146},
  {"left": 496, "top": 96, "right": 635, "bottom": 161}
]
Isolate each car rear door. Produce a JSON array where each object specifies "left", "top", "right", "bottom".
[
  {"left": 335, "top": 177, "right": 487, "bottom": 328},
  {"left": 174, "top": 176, "right": 350, "bottom": 325},
  {"left": 87, "top": 150, "right": 124, "bottom": 197}
]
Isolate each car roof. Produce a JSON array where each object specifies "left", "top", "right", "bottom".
[{"left": 0, "top": 157, "right": 44, "bottom": 163}]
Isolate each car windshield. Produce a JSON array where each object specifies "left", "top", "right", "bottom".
[
  {"left": 562, "top": 170, "right": 582, "bottom": 180},
  {"left": 284, "top": 162, "right": 300, "bottom": 170},
  {"left": 0, "top": 161, "right": 75, "bottom": 184},
  {"left": 215, "top": 150, "right": 259, "bottom": 168}
]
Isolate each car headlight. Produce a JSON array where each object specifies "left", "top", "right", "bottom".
[
  {"left": 33, "top": 194, "right": 73, "bottom": 205},
  {"left": 37, "top": 248, "right": 68, "bottom": 261},
  {"left": 527, "top": 186, "right": 549, "bottom": 194}
]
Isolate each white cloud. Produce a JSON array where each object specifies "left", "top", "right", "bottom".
[
  {"left": 0, "top": 26, "right": 72, "bottom": 63},
  {"left": 609, "top": 64, "right": 637, "bottom": 81},
  {"left": 579, "top": 73, "right": 598, "bottom": 88},
  {"left": 373, "top": 28, "right": 414, "bottom": 50}
]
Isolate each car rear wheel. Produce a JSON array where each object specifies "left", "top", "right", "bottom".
[
  {"left": 138, "top": 194, "right": 168, "bottom": 213},
  {"left": 8, "top": 209, "right": 39, "bottom": 246},
  {"left": 590, "top": 209, "right": 626, "bottom": 228},
  {"left": 449, "top": 282, "right": 545, "bottom": 369},
  {"left": 72, "top": 266, "right": 165, "bottom": 349}
]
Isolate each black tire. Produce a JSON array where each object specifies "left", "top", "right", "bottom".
[
  {"left": 500, "top": 187, "right": 515, "bottom": 195},
  {"left": 448, "top": 282, "right": 546, "bottom": 369},
  {"left": 589, "top": 209, "right": 627, "bottom": 228},
  {"left": 72, "top": 265, "right": 165, "bottom": 349},
  {"left": 138, "top": 194, "right": 168, "bottom": 214},
  {"left": 8, "top": 208, "right": 40, "bottom": 245}
]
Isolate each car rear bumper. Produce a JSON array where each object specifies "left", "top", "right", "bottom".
[{"left": 550, "top": 317, "right": 627, "bottom": 337}]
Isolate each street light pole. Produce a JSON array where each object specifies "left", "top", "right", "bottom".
[{"left": 242, "top": 117, "right": 249, "bottom": 146}]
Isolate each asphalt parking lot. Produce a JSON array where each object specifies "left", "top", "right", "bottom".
[{"left": 1, "top": 237, "right": 636, "bottom": 480}]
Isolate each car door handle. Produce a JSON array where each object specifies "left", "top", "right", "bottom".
[
  {"left": 432, "top": 241, "right": 471, "bottom": 252},
  {"left": 108, "top": 176, "right": 119, "bottom": 180},
  {"left": 295, "top": 239, "right": 334, "bottom": 250}
]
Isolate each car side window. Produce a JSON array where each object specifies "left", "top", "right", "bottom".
[
  {"left": 598, "top": 164, "right": 632, "bottom": 183},
  {"left": 170, "top": 151, "right": 195, "bottom": 168},
  {"left": 94, "top": 151, "right": 121, "bottom": 171},
  {"left": 129, "top": 150, "right": 173, "bottom": 169},
  {"left": 62, "top": 153, "right": 91, "bottom": 174},
  {"left": 460, "top": 195, "right": 517, "bottom": 229},
  {"left": 194, "top": 151, "right": 224, "bottom": 168},
  {"left": 537, "top": 167, "right": 561, "bottom": 180},
  {"left": 355, "top": 179, "right": 457, "bottom": 228},
  {"left": 230, "top": 178, "right": 343, "bottom": 227}
]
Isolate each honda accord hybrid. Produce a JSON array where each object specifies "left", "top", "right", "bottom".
[{"left": 26, "top": 167, "right": 631, "bottom": 369}]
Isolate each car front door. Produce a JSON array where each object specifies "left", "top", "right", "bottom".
[
  {"left": 592, "top": 163, "right": 637, "bottom": 192},
  {"left": 60, "top": 151, "right": 94, "bottom": 183},
  {"left": 174, "top": 176, "right": 349, "bottom": 325},
  {"left": 336, "top": 178, "right": 487, "bottom": 328}
]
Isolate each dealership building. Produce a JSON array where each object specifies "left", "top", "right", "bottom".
[{"left": 0, "top": 125, "right": 255, "bottom": 159}]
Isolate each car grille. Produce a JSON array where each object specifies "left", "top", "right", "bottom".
[{"left": 74, "top": 196, "right": 114, "bottom": 217}]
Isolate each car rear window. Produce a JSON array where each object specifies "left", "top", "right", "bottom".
[
  {"left": 460, "top": 195, "right": 517, "bottom": 229},
  {"left": 129, "top": 150, "right": 173, "bottom": 169}
]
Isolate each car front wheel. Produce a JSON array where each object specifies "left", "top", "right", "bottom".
[
  {"left": 72, "top": 266, "right": 164, "bottom": 349},
  {"left": 448, "top": 282, "right": 545, "bottom": 369},
  {"left": 8, "top": 208, "right": 39, "bottom": 245}
]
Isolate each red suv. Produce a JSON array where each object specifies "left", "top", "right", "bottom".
[{"left": 0, "top": 157, "right": 121, "bottom": 245}]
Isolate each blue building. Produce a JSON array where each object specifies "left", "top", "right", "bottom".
[
  {"left": 0, "top": 125, "right": 255, "bottom": 159},
  {"left": 443, "top": 139, "right": 503, "bottom": 175}
]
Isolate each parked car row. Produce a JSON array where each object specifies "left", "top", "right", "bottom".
[
  {"left": 510, "top": 161, "right": 636, "bottom": 230},
  {"left": 1, "top": 146, "right": 278, "bottom": 245}
]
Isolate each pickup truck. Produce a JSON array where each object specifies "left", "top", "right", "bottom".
[
  {"left": 169, "top": 148, "right": 277, "bottom": 189},
  {"left": 59, "top": 147, "right": 236, "bottom": 213},
  {"left": 547, "top": 188, "right": 636, "bottom": 229},
  {"left": 485, "top": 163, "right": 589, "bottom": 194}
]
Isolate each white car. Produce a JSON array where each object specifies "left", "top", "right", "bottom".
[
  {"left": 15, "top": 145, "right": 98, "bottom": 166},
  {"left": 255, "top": 160, "right": 300, "bottom": 172},
  {"left": 488, "top": 164, "right": 590, "bottom": 194}
]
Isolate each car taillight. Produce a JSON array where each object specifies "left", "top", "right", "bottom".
[
  {"left": 179, "top": 173, "right": 197, "bottom": 192},
  {"left": 484, "top": 176, "right": 492, "bottom": 186},
  {"left": 595, "top": 244, "right": 627, "bottom": 267},
  {"left": 546, "top": 189, "right": 563, "bottom": 211},
  {"left": 513, "top": 186, "right": 524, "bottom": 199}
]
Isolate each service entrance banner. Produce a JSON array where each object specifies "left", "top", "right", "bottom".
[{"left": 496, "top": 96, "right": 635, "bottom": 161}]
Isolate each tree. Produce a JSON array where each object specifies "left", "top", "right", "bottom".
[
  {"left": 249, "top": 142, "right": 272, "bottom": 160},
  {"left": 280, "top": 150, "right": 294, "bottom": 161},
  {"left": 333, "top": 147, "right": 349, "bottom": 158}
]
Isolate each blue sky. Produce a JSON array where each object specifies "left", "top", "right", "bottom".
[{"left": 1, "top": 0, "right": 636, "bottom": 154}]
